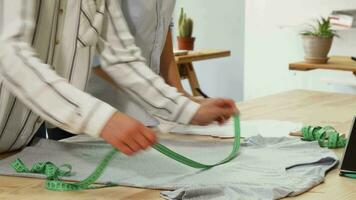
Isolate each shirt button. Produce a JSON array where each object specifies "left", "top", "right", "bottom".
[
  {"left": 59, "top": 8, "right": 64, "bottom": 15},
  {"left": 55, "top": 39, "right": 60, "bottom": 45}
]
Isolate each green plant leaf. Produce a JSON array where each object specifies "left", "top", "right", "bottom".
[{"left": 300, "top": 16, "right": 338, "bottom": 38}]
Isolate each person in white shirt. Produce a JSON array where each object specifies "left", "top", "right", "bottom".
[
  {"left": 0, "top": 0, "right": 237, "bottom": 155},
  {"left": 88, "top": 0, "right": 204, "bottom": 127}
]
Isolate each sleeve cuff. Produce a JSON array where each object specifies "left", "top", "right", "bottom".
[
  {"left": 84, "top": 102, "right": 117, "bottom": 138},
  {"left": 174, "top": 98, "right": 201, "bottom": 124}
]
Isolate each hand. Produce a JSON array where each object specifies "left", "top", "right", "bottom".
[
  {"left": 190, "top": 98, "right": 239, "bottom": 125},
  {"left": 100, "top": 112, "right": 157, "bottom": 156}
]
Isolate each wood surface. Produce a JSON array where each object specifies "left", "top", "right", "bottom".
[
  {"left": 289, "top": 56, "right": 356, "bottom": 72},
  {"left": 175, "top": 49, "right": 231, "bottom": 64},
  {"left": 177, "top": 63, "right": 201, "bottom": 96},
  {"left": 1, "top": 90, "right": 356, "bottom": 200},
  {"left": 175, "top": 49, "right": 230, "bottom": 96},
  {"left": 93, "top": 49, "right": 231, "bottom": 97}
]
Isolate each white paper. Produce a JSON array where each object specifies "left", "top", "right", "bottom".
[{"left": 169, "top": 120, "right": 303, "bottom": 138}]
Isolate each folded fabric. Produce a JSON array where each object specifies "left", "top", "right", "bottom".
[
  {"left": 0, "top": 135, "right": 337, "bottom": 200},
  {"left": 168, "top": 120, "right": 303, "bottom": 138}
]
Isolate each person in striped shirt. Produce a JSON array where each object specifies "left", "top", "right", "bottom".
[{"left": 0, "top": 0, "right": 238, "bottom": 155}]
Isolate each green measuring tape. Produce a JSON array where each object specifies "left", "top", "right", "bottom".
[
  {"left": 301, "top": 125, "right": 347, "bottom": 148},
  {"left": 11, "top": 115, "right": 241, "bottom": 191},
  {"left": 301, "top": 125, "right": 356, "bottom": 179},
  {"left": 342, "top": 173, "right": 356, "bottom": 179}
]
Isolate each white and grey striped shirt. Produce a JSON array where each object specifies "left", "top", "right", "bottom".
[{"left": 0, "top": 0, "right": 199, "bottom": 153}]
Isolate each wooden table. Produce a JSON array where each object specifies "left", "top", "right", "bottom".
[
  {"left": 289, "top": 56, "right": 356, "bottom": 74},
  {"left": 1, "top": 90, "right": 356, "bottom": 200},
  {"left": 175, "top": 49, "right": 231, "bottom": 96}
]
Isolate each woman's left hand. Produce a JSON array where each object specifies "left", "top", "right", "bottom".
[{"left": 190, "top": 98, "right": 239, "bottom": 125}]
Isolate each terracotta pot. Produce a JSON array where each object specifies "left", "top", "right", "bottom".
[
  {"left": 177, "top": 37, "right": 196, "bottom": 50},
  {"left": 302, "top": 35, "right": 333, "bottom": 64}
]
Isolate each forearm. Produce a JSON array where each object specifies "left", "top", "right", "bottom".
[
  {"left": 98, "top": 0, "right": 200, "bottom": 124},
  {"left": 0, "top": 40, "right": 116, "bottom": 137}
]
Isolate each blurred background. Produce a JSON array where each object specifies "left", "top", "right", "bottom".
[{"left": 173, "top": 0, "right": 356, "bottom": 101}]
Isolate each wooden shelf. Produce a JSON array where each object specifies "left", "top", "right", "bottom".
[
  {"left": 174, "top": 49, "right": 231, "bottom": 96},
  {"left": 289, "top": 56, "right": 356, "bottom": 72},
  {"left": 175, "top": 49, "right": 231, "bottom": 64}
]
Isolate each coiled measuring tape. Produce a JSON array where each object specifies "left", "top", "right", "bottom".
[
  {"left": 301, "top": 125, "right": 347, "bottom": 148},
  {"left": 11, "top": 115, "right": 241, "bottom": 191},
  {"left": 301, "top": 125, "right": 356, "bottom": 179}
]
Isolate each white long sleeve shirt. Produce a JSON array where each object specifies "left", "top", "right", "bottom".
[
  {"left": 0, "top": 0, "right": 200, "bottom": 153},
  {"left": 88, "top": 0, "right": 176, "bottom": 126}
]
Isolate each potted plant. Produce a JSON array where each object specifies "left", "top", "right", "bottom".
[
  {"left": 177, "top": 8, "right": 195, "bottom": 50},
  {"left": 301, "top": 17, "right": 338, "bottom": 64}
]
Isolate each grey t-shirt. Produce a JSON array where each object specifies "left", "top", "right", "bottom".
[
  {"left": 88, "top": 0, "right": 176, "bottom": 126},
  {"left": 0, "top": 135, "right": 338, "bottom": 200}
]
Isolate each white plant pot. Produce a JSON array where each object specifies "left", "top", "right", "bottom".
[{"left": 302, "top": 35, "right": 333, "bottom": 64}]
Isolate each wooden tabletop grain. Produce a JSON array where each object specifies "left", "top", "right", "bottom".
[{"left": 1, "top": 89, "right": 356, "bottom": 200}]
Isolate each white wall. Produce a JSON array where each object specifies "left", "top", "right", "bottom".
[
  {"left": 173, "top": 0, "right": 245, "bottom": 101},
  {"left": 245, "top": 0, "right": 356, "bottom": 99}
]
